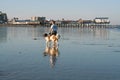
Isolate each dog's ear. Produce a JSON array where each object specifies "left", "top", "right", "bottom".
[
  {"left": 43, "top": 33, "right": 48, "bottom": 37},
  {"left": 49, "top": 33, "right": 52, "bottom": 36}
]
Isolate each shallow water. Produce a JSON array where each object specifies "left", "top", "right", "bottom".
[{"left": 0, "top": 26, "right": 120, "bottom": 80}]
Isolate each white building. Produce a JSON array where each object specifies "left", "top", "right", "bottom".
[{"left": 94, "top": 17, "right": 110, "bottom": 24}]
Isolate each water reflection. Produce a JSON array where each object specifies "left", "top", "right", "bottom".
[
  {"left": 0, "top": 26, "right": 110, "bottom": 44},
  {"left": 43, "top": 45, "right": 59, "bottom": 68},
  {"left": 59, "top": 27, "right": 109, "bottom": 41},
  {"left": 0, "top": 27, "right": 7, "bottom": 43}
]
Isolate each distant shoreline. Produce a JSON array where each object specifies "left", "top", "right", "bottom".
[
  {"left": 0, "top": 24, "right": 42, "bottom": 27},
  {"left": 0, "top": 24, "right": 119, "bottom": 28}
]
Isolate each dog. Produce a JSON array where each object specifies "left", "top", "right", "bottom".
[{"left": 43, "top": 33, "right": 60, "bottom": 47}]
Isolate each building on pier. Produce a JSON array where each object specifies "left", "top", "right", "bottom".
[
  {"left": 10, "top": 16, "right": 46, "bottom": 25},
  {"left": 31, "top": 16, "right": 46, "bottom": 25},
  {"left": 94, "top": 17, "right": 110, "bottom": 24}
]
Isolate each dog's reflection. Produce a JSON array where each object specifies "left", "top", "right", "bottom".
[{"left": 43, "top": 45, "right": 59, "bottom": 68}]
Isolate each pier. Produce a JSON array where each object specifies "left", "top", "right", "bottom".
[{"left": 44, "top": 17, "right": 110, "bottom": 28}]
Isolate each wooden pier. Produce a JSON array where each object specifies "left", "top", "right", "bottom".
[
  {"left": 44, "top": 17, "right": 110, "bottom": 28},
  {"left": 44, "top": 22, "right": 110, "bottom": 28}
]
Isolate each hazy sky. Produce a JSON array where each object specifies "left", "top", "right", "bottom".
[{"left": 0, "top": 0, "right": 120, "bottom": 24}]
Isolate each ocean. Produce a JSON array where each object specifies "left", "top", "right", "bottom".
[{"left": 0, "top": 26, "right": 120, "bottom": 80}]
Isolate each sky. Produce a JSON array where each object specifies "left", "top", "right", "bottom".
[{"left": 0, "top": 0, "right": 120, "bottom": 25}]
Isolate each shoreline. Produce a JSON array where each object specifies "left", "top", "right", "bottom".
[
  {"left": 0, "top": 24, "right": 43, "bottom": 27},
  {"left": 0, "top": 24, "right": 119, "bottom": 28}
]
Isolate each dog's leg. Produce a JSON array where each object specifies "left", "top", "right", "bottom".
[
  {"left": 53, "top": 41, "right": 56, "bottom": 47},
  {"left": 53, "top": 40, "right": 59, "bottom": 47},
  {"left": 46, "top": 41, "right": 49, "bottom": 47},
  {"left": 56, "top": 39, "right": 59, "bottom": 47},
  {"left": 56, "top": 39, "right": 59, "bottom": 46}
]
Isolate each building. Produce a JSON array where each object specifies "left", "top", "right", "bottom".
[
  {"left": 11, "top": 17, "right": 40, "bottom": 25},
  {"left": 31, "top": 16, "right": 46, "bottom": 25},
  {"left": 0, "top": 11, "right": 8, "bottom": 24},
  {"left": 94, "top": 17, "right": 110, "bottom": 24}
]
